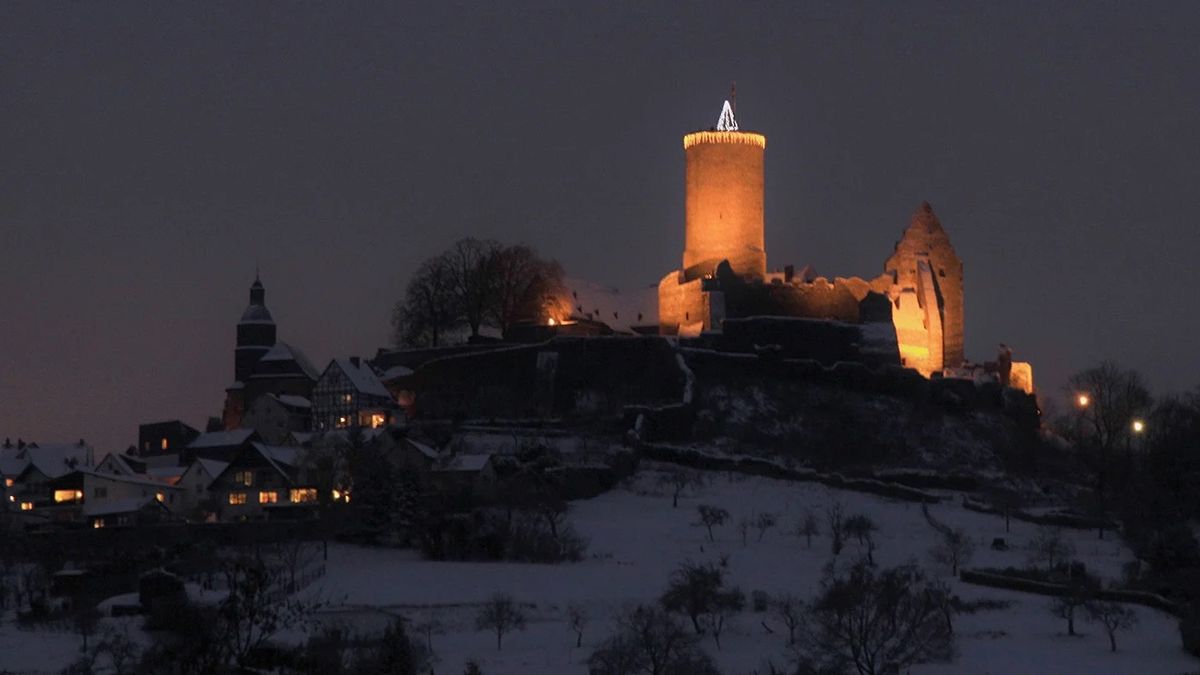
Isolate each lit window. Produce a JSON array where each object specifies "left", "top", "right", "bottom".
[
  {"left": 258, "top": 490, "right": 278, "bottom": 504},
  {"left": 93, "top": 519, "right": 104, "bottom": 529},
  {"left": 161, "top": 438, "right": 169, "bottom": 451},
  {"left": 155, "top": 492, "right": 165, "bottom": 503},
  {"left": 234, "top": 471, "right": 254, "bottom": 486},
  {"left": 370, "top": 413, "right": 386, "bottom": 429},
  {"left": 7, "top": 495, "right": 13, "bottom": 502},
  {"left": 20, "top": 502, "right": 33, "bottom": 511},
  {"left": 228, "top": 492, "right": 247, "bottom": 505},
  {"left": 290, "top": 488, "right": 318, "bottom": 503},
  {"left": 4, "top": 478, "right": 12, "bottom": 488},
  {"left": 53, "top": 489, "right": 83, "bottom": 503},
  {"left": 342, "top": 393, "right": 353, "bottom": 404},
  {"left": 336, "top": 416, "right": 349, "bottom": 428}
]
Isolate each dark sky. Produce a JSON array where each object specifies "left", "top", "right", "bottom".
[{"left": 3, "top": 2, "right": 1198, "bottom": 452}]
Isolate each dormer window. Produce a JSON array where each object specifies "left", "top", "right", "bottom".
[{"left": 161, "top": 438, "right": 169, "bottom": 451}]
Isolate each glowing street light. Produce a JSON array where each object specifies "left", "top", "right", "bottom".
[
  {"left": 1076, "top": 393, "right": 1090, "bottom": 408},
  {"left": 1131, "top": 419, "right": 1146, "bottom": 434}
]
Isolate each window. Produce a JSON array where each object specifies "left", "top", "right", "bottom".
[
  {"left": 117, "top": 516, "right": 131, "bottom": 526},
  {"left": 290, "top": 488, "right": 318, "bottom": 503},
  {"left": 53, "top": 489, "right": 83, "bottom": 503},
  {"left": 258, "top": 490, "right": 278, "bottom": 504},
  {"left": 370, "top": 413, "right": 386, "bottom": 429},
  {"left": 342, "top": 393, "right": 353, "bottom": 404},
  {"left": 20, "top": 502, "right": 32, "bottom": 511},
  {"left": 93, "top": 487, "right": 108, "bottom": 498},
  {"left": 336, "top": 416, "right": 349, "bottom": 429},
  {"left": 234, "top": 471, "right": 254, "bottom": 486},
  {"left": 161, "top": 438, "right": 169, "bottom": 450},
  {"left": 93, "top": 519, "right": 104, "bottom": 529},
  {"left": 155, "top": 492, "right": 165, "bottom": 503},
  {"left": 4, "top": 478, "right": 12, "bottom": 488},
  {"left": 228, "top": 492, "right": 247, "bottom": 505}
]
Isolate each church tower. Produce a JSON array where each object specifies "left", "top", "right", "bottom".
[
  {"left": 681, "top": 100, "right": 767, "bottom": 281},
  {"left": 234, "top": 274, "right": 277, "bottom": 383}
]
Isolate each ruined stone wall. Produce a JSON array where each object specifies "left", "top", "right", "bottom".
[
  {"left": 657, "top": 270, "right": 723, "bottom": 336},
  {"left": 883, "top": 203, "right": 964, "bottom": 370},
  {"left": 683, "top": 131, "right": 767, "bottom": 280}
]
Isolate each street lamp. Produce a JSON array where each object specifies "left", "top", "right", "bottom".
[
  {"left": 1131, "top": 419, "right": 1145, "bottom": 434},
  {"left": 1076, "top": 393, "right": 1090, "bottom": 408}
]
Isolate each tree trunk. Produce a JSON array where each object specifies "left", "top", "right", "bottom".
[
  {"left": 576, "top": 632, "right": 582, "bottom": 648},
  {"left": 497, "top": 631, "right": 503, "bottom": 650},
  {"left": 1067, "top": 610, "right": 1075, "bottom": 636},
  {"left": 1109, "top": 631, "right": 1117, "bottom": 652}
]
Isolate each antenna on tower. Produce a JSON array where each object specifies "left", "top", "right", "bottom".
[{"left": 731, "top": 81, "right": 737, "bottom": 116}]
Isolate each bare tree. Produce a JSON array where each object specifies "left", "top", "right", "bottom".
[
  {"left": 219, "top": 553, "right": 317, "bottom": 667},
  {"left": 800, "top": 561, "right": 954, "bottom": 675},
  {"left": 930, "top": 528, "right": 976, "bottom": 576},
  {"left": 567, "top": 602, "right": 589, "bottom": 648},
  {"left": 658, "top": 469, "right": 701, "bottom": 508},
  {"left": 1066, "top": 361, "right": 1152, "bottom": 539},
  {"left": 844, "top": 514, "right": 878, "bottom": 564},
  {"left": 445, "top": 237, "right": 501, "bottom": 339},
  {"left": 588, "top": 605, "right": 720, "bottom": 675},
  {"left": 771, "top": 594, "right": 805, "bottom": 646},
  {"left": 1087, "top": 601, "right": 1138, "bottom": 652},
  {"left": 826, "top": 503, "right": 846, "bottom": 556},
  {"left": 490, "top": 244, "right": 567, "bottom": 332},
  {"left": 705, "top": 586, "right": 745, "bottom": 650},
  {"left": 754, "top": 512, "right": 777, "bottom": 542},
  {"left": 737, "top": 518, "right": 751, "bottom": 547},
  {"left": 694, "top": 505, "right": 729, "bottom": 543},
  {"left": 660, "top": 561, "right": 736, "bottom": 635},
  {"left": 796, "top": 511, "right": 820, "bottom": 548},
  {"left": 392, "top": 254, "right": 459, "bottom": 347},
  {"left": 1027, "top": 528, "right": 1076, "bottom": 571},
  {"left": 475, "top": 593, "right": 527, "bottom": 650},
  {"left": 413, "top": 608, "right": 444, "bottom": 653},
  {"left": 1049, "top": 581, "right": 1094, "bottom": 637}
]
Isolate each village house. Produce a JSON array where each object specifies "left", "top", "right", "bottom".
[
  {"left": 183, "top": 428, "right": 261, "bottom": 464},
  {"left": 176, "top": 457, "right": 229, "bottom": 520},
  {"left": 243, "top": 393, "right": 312, "bottom": 444},
  {"left": 35, "top": 469, "right": 184, "bottom": 525},
  {"left": 209, "top": 443, "right": 320, "bottom": 522},
  {"left": 311, "top": 357, "right": 398, "bottom": 433},
  {"left": 136, "top": 420, "right": 200, "bottom": 462}
]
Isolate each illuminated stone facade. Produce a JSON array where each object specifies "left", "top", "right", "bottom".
[{"left": 657, "top": 102, "right": 1032, "bottom": 391}]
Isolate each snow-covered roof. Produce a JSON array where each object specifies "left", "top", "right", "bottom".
[
  {"left": 20, "top": 444, "right": 93, "bottom": 479},
  {"left": 195, "top": 458, "right": 229, "bottom": 480},
  {"left": 251, "top": 443, "right": 301, "bottom": 476},
  {"left": 83, "top": 496, "right": 165, "bottom": 517},
  {"left": 404, "top": 438, "right": 439, "bottom": 461},
  {"left": 96, "top": 452, "right": 138, "bottom": 476},
  {"left": 81, "top": 470, "right": 184, "bottom": 491},
  {"left": 381, "top": 365, "right": 414, "bottom": 382},
  {"left": 330, "top": 357, "right": 392, "bottom": 398},
  {"left": 260, "top": 342, "right": 320, "bottom": 380},
  {"left": 437, "top": 454, "right": 493, "bottom": 472},
  {"left": 145, "top": 466, "right": 185, "bottom": 484},
  {"left": 565, "top": 278, "right": 659, "bottom": 332},
  {"left": 239, "top": 303, "right": 274, "bottom": 324},
  {"left": 0, "top": 457, "right": 28, "bottom": 477},
  {"left": 273, "top": 394, "right": 311, "bottom": 409},
  {"left": 188, "top": 429, "right": 256, "bottom": 449}
]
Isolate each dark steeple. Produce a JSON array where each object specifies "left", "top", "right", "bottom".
[{"left": 234, "top": 273, "right": 277, "bottom": 383}]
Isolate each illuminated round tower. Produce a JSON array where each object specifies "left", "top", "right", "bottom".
[{"left": 681, "top": 100, "right": 767, "bottom": 280}]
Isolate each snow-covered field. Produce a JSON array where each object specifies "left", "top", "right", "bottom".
[
  {"left": 2, "top": 468, "right": 1197, "bottom": 674},
  {"left": 310, "top": 469, "right": 1199, "bottom": 675}
]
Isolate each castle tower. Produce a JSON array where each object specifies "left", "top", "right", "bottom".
[
  {"left": 681, "top": 100, "right": 767, "bottom": 281},
  {"left": 883, "top": 203, "right": 964, "bottom": 373},
  {"left": 234, "top": 274, "right": 277, "bottom": 383}
]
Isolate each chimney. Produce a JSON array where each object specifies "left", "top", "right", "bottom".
[{"left": 349, "top": 356, "right": 361, "bottom": 368}]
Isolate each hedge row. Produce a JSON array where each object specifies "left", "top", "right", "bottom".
[
  {"left": 639, "top": 443, "right": 942, "bottom": 504},
  {"left": 962, "top": 497, "right": 1115, "bottom": 532},
  {"left": 959, "top": 568, "right": 1181, "bottom": 616}
]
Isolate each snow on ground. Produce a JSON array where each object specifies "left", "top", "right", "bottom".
[
  {"left": 310, "top": 468, "right": 1199, "bottom": 675},
  {"left": 2, "top": 468, "right": 1195, "bottom": 674}
]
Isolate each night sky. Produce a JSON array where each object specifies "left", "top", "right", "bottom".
[{"left": 3, "top": 2, "right": 1198, "bottom": 452}]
